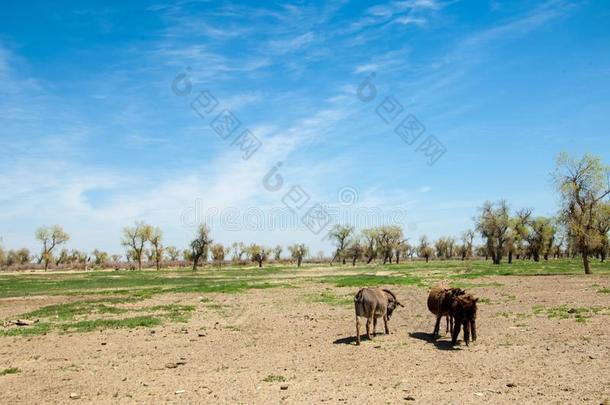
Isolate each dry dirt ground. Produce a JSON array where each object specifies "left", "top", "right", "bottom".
[{"left": 1, "top": 275, "right": 609, "bottom": 404}]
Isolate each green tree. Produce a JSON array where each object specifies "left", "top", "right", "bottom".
[
  {"left": 328, "top": 225, "right": 353, "bottom": 265},
  {"left": 476, "top": 201, "right": 511, "bottom": 265},
  {"left": 376, "top": 225, "right": 403, "bottom": 264},
  {"left": 92, "top": 249, "right": 109, "bottom": 267},
  {"left": 347, "top": 239, "right": 364, "bottom": 266},
  {"left": 418, "top": 235, "right": 434, "bottom": 263},
  {"left": 288, "top": 243, "right": 309, "bottom": 267},
  {"left": 362, "top": 228, "right": 379, "bottom": 264},
  {"left": 165, "top": 246, "right": 180, "bottom": 261},
  {"left": 121, "top": 221, "right": 152, "bottom": 271},
  {"left": 554, "top": 153, "right": 610, "bottom": 274},
  {"left": 36, "top": 225, "right": 70, "bottom": 271},
  {"left": 273, "top": 245, "right": 283, "bottom": 261},
  {"left": 190, "top": 224, "right": 212, "bottom": 270},
  {"left": 211, "top": 243, "right": 225, "bottom": 269},
  {"left": 149, "top": 227, "right": 163, "bottom": 271},
  {"left": 247, "top": 244, "right": 270, "bottom": 268}
]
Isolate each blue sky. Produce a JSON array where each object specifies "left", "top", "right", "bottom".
[{"left": 1, "top": 0, "right": 609, "bottom": 256}]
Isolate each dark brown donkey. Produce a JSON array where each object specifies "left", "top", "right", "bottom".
[
  {"left": 450, "top": 293, "right": 478, "bottom": 345},
  {"left": 427, "top": 284, "right": 465, "bottom": 339}
]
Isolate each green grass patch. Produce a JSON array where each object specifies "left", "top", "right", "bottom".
[
  {"left": 0, "top": 367, "right": 20, "bottom": 376},
  {"left": 597, "top": 288, "right": 610, "bottom": 294},
  {"left": 306, "top": 291, "right": 353, "bottom": 306},
  {"left": 59, "top": 316, "right": 163, "bottom": 333},
  {"left": 320, "top": 274, "right": 422, "bottom": 288},
  {"left": 1, "top": 299, "right": 196, "bottom": 336},
  {"left": 263, "top": 375, "right": 286, "bottom": 383},
  {"left": 533, "top": 305, "right": 610, "bottom": 322}
]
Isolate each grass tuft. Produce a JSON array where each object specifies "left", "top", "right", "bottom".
[{"left": 0, "top": 367, "right": 21, "bottom": 376}]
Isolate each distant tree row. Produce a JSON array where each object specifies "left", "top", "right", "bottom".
[{"left": 0, "top": 153, "right": 607, "bottom": 274}]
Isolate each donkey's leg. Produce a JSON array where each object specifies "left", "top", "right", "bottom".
[
  {"left": 366, "top": 317, "right": 372, "bottom": 340},
  {"left": 373, "top": 317, "right": 378, "bottom": 336},
  {"left": 470, "top": 319, "right": 477, "bottom": 342},
  {"left": 356, "top": 316, "right": 361, "bottom": 346},
  {"left": 433, "top": 315, "right": 442, "bottom": 339},
  {"left": 451, "top": 318, "right": 461, "bottom": 345},
  {"left": 384, "top": 314, "right": 389, "bottom": 335}
]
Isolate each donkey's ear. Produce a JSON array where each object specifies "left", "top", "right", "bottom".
[
  {"left": 396, "top": 301, "right": 404, "bottom": 308},
  {"left": 473, "top": 297, "right": 479, "bottom": 303}
]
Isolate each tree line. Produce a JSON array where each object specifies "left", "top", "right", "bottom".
[{"left": 0, "top": 153, "right": 608, "bottom": 273}]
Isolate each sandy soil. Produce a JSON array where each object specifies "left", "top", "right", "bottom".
[{"left": 1, "top": 275, "right": 609, "bottom": 404}]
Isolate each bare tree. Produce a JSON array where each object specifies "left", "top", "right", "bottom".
[
  {"left": 190, "top": 224, "right": 212, "bottom": 271},
  {"left": 555, "top": 153, "right": 610, "bottom": 274},
  {"left": 36, "top": 225, "right": 70, "bottom": 271},
  {"left": 288, "top": 244, "right": 309, "bottom": 267}
]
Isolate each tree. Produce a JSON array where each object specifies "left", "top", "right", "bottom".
[
  {"left": 554, "top": 153, "right": 610, "bottom": 274},
  {"left": 36, "top": 225, "right": 70, "bottom": 271},
  {"left": 273, "top": 245, "right": 283, "bottom": 261},
  {"left": 111, "top": 254, "right": 122, "bottom": 263},
  {"left": 362, "top": 228, "right": 379, "bottom": 264},
  {"left": 149, "top": 227, "right": 163, "bottom": 271},
  {"left": 376, "top": 225, "right": 403, "bottom": 264},
  {"left": 18, "top": 248, "right": 30, "bottom": 264},
  {"left": 190, "top": 224, "right": 212, "bottom": 271},
  {"left": 288, "top": 244, "right": 309, "bottom": 267},
  {"left": 328, "top": 225, "right": 353, "bottom": 265},
  {"left": 230, "top": 242, "right": 246, "bottom": 263},
  {"left": 509, "top": 209, "right": 532, "bottom": 263},
  {"left": 210, "top": 243, "right": 225, "bottom": 268},
  {"left": 121, "top": 221, "right": 152, "bottom": 271},
  {"left": 166, "top": 246, "right": 180, "bottom": 261},
  {"left": 434, "top": 238, "right": 448, "bottom": 260},
  {"left": 347, "top": 240, "right": 364, "bottom": 266},
  {"left": 418, "top": 235, "right": 433, "bottom": 263},
  {"left": 92, "top": 249, "right": 109, "bottom": 267},
  {"left": 523, "top": 217, "right": 555, "bottom": 262},
  {"left": 0, "top": 245, "right": 5, "bottom": 267},
  {"left": 595, "top": 203, "right": 610, "bottom": 262},
  {"left": 476, "top": 201, "right": 511, "bottom": 264},
  {"left": 247, "top": 244, "right": 270, "bottom": 268},
  {"left": 461, "top": 230, "right": 475, "bottom": 260},
  {"left": 55, "top": 248, "right": 70, "bottom": 266},
  {"left": 395, "top": 240, "right": 411, "bottom": 264}
]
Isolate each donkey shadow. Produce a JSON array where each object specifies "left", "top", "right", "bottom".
[
  {"left": 409, "top": 331, "right": 460, "bottom": 351},
  {"left": 333, "top": 334, "right": 379, "bottom": 346}
]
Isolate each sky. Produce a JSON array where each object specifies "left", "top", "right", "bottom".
[{"left": 0, "top": 0, "right": 609, "bottom": 256}]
